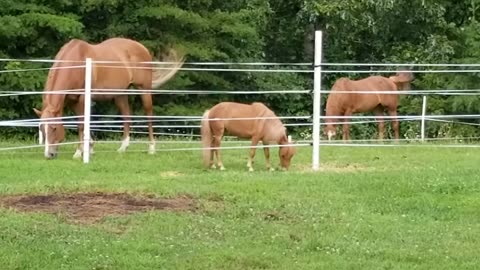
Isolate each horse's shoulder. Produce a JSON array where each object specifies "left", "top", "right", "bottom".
[
  {"left": 369, "top": 75, "right": 396, "bottom": 89},
  {"left": 251, "top": 101, "right": 264, "bottom": 106},
  {"left": 332, "top": 77, "right": 351, "bottom": 90},
  {"left": 251, "top": 102, "right": 269, "bottom": 111},
  {"left": 334, "top": 77, "right": 350, "bottom": 83}
]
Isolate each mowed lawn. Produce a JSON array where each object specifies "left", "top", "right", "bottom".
[{"left": 0, "top": 140, "right": 479, "bottom": 269}]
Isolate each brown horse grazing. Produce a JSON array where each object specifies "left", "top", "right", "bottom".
[
  {"left": 33, "top": 37, "right": 184, "bottom": 159},
  {"left": 324, "top": 71, "right": 414, "bottom": 142},
  {"left": 200, "top": 102, "right": 296, "bottom": 171}
]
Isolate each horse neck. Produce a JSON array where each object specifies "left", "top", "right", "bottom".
[
  {"left": 325, "top": 97, "right": 342, "bottom": 127},
  {"left": 45, "top": 93, "right": 66, "bottom": 115},
  {"left": 43, "top": 41, "right": 85, "bottom": 115},
  {"left": 276, "top": 131, "right": 288, "bottom": 146},
  {"left": 44, "top": 70, "right": 67, "bottom": 115},
  {"left": 265, "top": 119, "right": 287, "bottom": 144}
]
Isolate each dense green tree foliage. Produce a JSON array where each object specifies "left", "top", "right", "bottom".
[{"left": 1, "top": 0, "right": 479, "bottom": 140}]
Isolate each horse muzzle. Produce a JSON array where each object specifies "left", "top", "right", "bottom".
[
  {"left": 45, "top": 152, "right": 58, "bottom": 159},
  {"left": 327, "top": 131, "right": 336, "bottom": 141}
]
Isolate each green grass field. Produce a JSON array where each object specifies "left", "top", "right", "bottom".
[{"left": 0, "top": 140, "right": 479, "bottom": 269}]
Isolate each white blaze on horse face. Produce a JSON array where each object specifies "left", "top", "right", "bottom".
[
  {"left": 44, "top": 122, "right": 49, "bottom": 158},
  {"left": 288, "top": 135, "right": 292, "bottom": 143},
  {"left": 327, "top": 130, "right": 335, "bottom": 141},
  {"left": 38, "top": 124, "right": 44, "bottom": 145}
]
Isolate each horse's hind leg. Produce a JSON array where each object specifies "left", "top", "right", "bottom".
[
  {"left": 374, "top": 106, "right": 385, "bottom": 142},
  {"left": 388, "top": 108, "right": 400, "bottom": 142},
  {"left": 247, "top": 136, "right": 260, "bottom": 172},
  {"left": 139, "top": 93, "right": 155, "bottom": 154},
  {"left": 114, "top": 96, "right": 131, "bottom": 153},
  {"left": 212, "top": 133, "right": 225, "bottom": 170}
]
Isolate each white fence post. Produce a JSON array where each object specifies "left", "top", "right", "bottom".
[
  {"left": 312, "top": 30, "right": 323, "bottom": 171},
  {"left": 83, "top": 58, "right": 93, "bottom": 164},
  {"left": 421, "top": 95, "right": 427, "bottom": 142}
]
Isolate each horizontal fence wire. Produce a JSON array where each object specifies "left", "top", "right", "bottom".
[
  {"left": 0, "top": 141, "right": 81, "bottom": 152},
  {"left": 2, "top": 114, "right": 480, "bottom": 128},
  {"left": 3, "top": 57, "right": 480, "bottom": 67},
  {"left": 3, "top": 88, "right": 480, "bottom": 96},
  {"left": 2, "top": 58, "right": 480, "bottom": 156},
  {"left": 0, "top": 89, "right": 311, "bottom": 97}
]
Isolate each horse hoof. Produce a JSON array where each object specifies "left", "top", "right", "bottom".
[
  {"left": 269, "top": 167, "right": 275, "bottom": 172},
  {"left": 210, "top": 164, "right": 217, "bottom": 169},
  {"left": 248, "top": 167, "right": 254, "bottom": 172},
  {"left": 220, "top": 166, "right": 226, "bottom": 171},
  {"left": 72, "top": 150, "right": 82, "bottom": 159},
  {"left": 117, "top": 148, "right": 126, "bottom": 153},
  {"left": 148, "top": 144, "right": 156, "bottom": 155}
]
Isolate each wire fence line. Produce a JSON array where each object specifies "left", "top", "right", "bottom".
[
  {"left": 4, "top": 57, "right": 480, "bottom": 68},
  {"left": 4, "top": 88, "right": 480, "bottom": 96},
  {"left": 1, "top": 136, "right": 479, "bottom": 155},
  {"left": 0, "top": 141, "right": 311, "bottom": 154},
  {"left": 2, "top": 56, "right": 480, "bottom": 160},
  {"left": 0, "top": 89, "right": 311, "bottom": 97},
  {"left": 2, "top": 113, "right": 480, "bottom": 128}
]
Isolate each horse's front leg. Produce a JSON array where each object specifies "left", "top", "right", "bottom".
[
  {"left": 69, "top": 100, "right": 85, "bottom": 159},
  {"left": 73, "top": 123, "right": 84, "bottom": 159},
  {"left": 115, "top": 97, "right": 131, "bottom": 153},
  {"left": 388, "top": 109, "right": 399, "bottom": 143},
  {"left": 342, "top": 111, "right": 352, "bottom": 142},
  {"left": 247, "top": 137, "right": 260, "bottom": 172},
  {"left": 374, "top": 107, "right": 385, "bottom": 142},
  {"left": 263, "top": 145, "right": 274, "bottom": 171},
  {"left": 139, "top": 93, "right": 155, "bottom": 154}
]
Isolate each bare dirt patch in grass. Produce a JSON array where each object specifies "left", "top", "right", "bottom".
[{"left": 0, "top": 192, "right": 197, "bottom": 224}]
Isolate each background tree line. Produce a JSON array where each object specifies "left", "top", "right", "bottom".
[{"left": 1, "top": 0, "right": 480, "bottom": 141}]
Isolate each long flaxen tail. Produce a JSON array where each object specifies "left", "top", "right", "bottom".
[
  {"left": 201, "top": 110, "right": 212, "bottom": 167},
  {"left": 151, "top": 48, "right": 185, "bottom": 89}
]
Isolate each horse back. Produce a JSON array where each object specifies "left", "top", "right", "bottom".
[
  {"left": 208, "top": 102, "right": 283, "bottom": 140},
  {"left": 328, "top": 76, "right": 398, "bottom": 112},
  {"left": 95, "top": 38, "right": 152, "bottom": 62}
]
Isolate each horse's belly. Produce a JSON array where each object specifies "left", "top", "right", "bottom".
[
  {"left": 352, "top": 95, "right": 381, "bottom": 112},
  {"left": 92, "top": 94, "right": 115, "bottom": 101},
  {"left": 224, "top": 121, "right": 254, "bottom": 138}
]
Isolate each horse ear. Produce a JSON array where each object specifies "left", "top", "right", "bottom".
[{"left": 33, "top": 108, "right": 42, "bottom": 117}]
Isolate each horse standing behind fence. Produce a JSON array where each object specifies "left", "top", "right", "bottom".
[
  {"left": 201, "top": 102, "right": 296, "bottom": 171},
  {"left": 33, "top": 37, "right": 184, "bottom": 159},
  {"left": 324, "top": 71, "right": 414, "bottom": 142}
]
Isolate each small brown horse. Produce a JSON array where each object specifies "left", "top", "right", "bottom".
[
  {"left": 33, "top": 37, "right": 184, "bottom": 159},
  {"left": 324, "top": 71, "right": 414, "bottom": 142},
  {"left": 201, "top": 102, "right": 296, "bottom": 171}
]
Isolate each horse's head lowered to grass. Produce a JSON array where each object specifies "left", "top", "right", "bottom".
[
  {"left": 33, "top": 37, "right": 184, "bottom": 160},
  {"left": 279, "top": 135, "right": 297, "bottom": 170},
  {"left": 33, "top": 107, "right": 65, "bottom": 159},
  {"left": 200, "top": 102, "right": 297, "bottom": 171}
]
